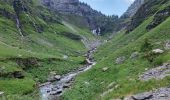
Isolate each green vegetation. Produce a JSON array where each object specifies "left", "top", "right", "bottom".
[
  {"left": 1, "top": 0, "right": 170, "bottom": 100},
  {"left": 0, "top": 0, "right": 97, "bottom": 99},
  {"left": 63, "top": 16, "right": 170, "bottom": 99}
]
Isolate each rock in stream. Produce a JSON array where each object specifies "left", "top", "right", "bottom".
[{"left": 39, "top": 48, "right": 97, "bottom": 100}]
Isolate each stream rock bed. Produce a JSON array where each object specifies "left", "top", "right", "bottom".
[{"left": 39, "top": 48, "right": 97, "bottom": 100}]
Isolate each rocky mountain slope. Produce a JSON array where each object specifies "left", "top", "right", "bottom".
[
  {"left": 121, "top": 0, "right": 145, "bottom": 19},
  {"left": 126, "top": 0, "right": 170, "bottom": 33},
  {"left": 117, "top": 0, "right": 144, "bottom": 31},
  {"left": 41, "top": 0, "right": 118, "bottom": 35}
]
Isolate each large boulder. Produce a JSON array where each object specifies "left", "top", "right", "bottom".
[
  {"left": 54, "top": 75, "right": 61, "bottom": 80},
  {"left": 0, "top": 91, "right": 4, "bottom": 96},
  {"left": 102, "top": 67, "right": 109, "bottom": 72},
  {"left": 130, "top": 52, "right": 139, "bottom": 59},
  {"left": 47, "top": 72, "right": 61, "bottom": 82},
  {"left": 131, "top": 92, "right": 153, "bottom": 100},
  {"left": 115, "top": 56, "right": 125, "bottom": 64},
  {"left": 63, "top": 55, "right": 68, "bottom": 60},
  {"left": 165, "top": 41, "right": 170, "bottom": 50},
  {"left": 152, "top": 49, "right": 164, "bottom": 54}
]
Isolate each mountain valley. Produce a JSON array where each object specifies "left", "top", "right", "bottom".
[{"left": 0, "top": 0, "right": 170, "bottom": 100}]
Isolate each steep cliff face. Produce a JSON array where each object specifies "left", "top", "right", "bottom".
[
  {"left": 41, "top": 0, "right": 118, "bottom": 35},
  {"left": 146, "top": 5, "right": 170, "bottom": 30},
  {"left": 41, "top": 0, "right": 97, "bottom": 16},
  {"left": 121, "top": 0, "right": 144, "bottom": 19},
  {"left": 126, "top": 0, "right": 170, "bottom": 33},
  {"left": 116, "top": 0, "right": 145, "bottom": 31},
  {"left": 42, "top": 0, "right": 79, "bottom": 14}
]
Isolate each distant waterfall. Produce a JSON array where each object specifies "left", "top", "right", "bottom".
[{"left": 16, "top": 16, "right": 24, "bottom": 37}]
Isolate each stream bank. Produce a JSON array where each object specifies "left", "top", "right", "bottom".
[{"left": 39, "top": 47, "right": 97, "bottom": 100}]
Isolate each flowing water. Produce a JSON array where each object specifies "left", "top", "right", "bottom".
[
  {"left": 16, "top": 17, "right": 24, "bottom": 37},
  {"left": 39, "top": 48, "right": 97, "bottom": 100}
]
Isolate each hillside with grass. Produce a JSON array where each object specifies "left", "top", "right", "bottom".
[
  {"left": 62, "top": 0, "right": 170, "bottom": 99},
  {"left": 0, "top": 0, "right": 100, "bottom": 99},
  {"left": 1, "top": 0, "right": 170, "bottom": 100}
]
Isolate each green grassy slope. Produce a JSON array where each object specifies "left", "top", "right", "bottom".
[
  {"left": 1, "top": 0, "right": 170, "bottom": 99},
  {"left": 63, "top": 6, "right": 170, "bottom": 100},
  {"left": 0, "top": 0, "right": 96, "bottom": 99}
]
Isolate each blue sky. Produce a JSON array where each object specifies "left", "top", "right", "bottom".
[{"left": 79, "top": 0, "right": 135, "bottom": 16}]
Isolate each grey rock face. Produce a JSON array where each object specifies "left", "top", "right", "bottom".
[
  {"left": 42, "top": 0, "right": 98, "bottom": 24},
  {"left": 132, "top": 92, "right": 153, "bottom": 100},
  {"left": 41, "top": 0, "right": 92, "bottom": 16},
  {"left": 41, "top": 0, "right": 118, "bottom": 33},
  {"left": 124, "top": 87, "right": 170, "bottom": 100},
  {"left": 43, "top": 0, "right": 77, "bottom": 14},
  {"left": 125, "top": 0, "right": 170, "bottom": 33},
  {"left": 116, "top": 0, "right": 145, "bottom": 33},
  {"left": 121, "top": 0, "right": 144, "bottom": 18},
  {"left": 146, "top": 6, "right": 170, "bottom": 30},
  {"left": 139, "top": 63, "right": 170, "bottom": 81}
]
